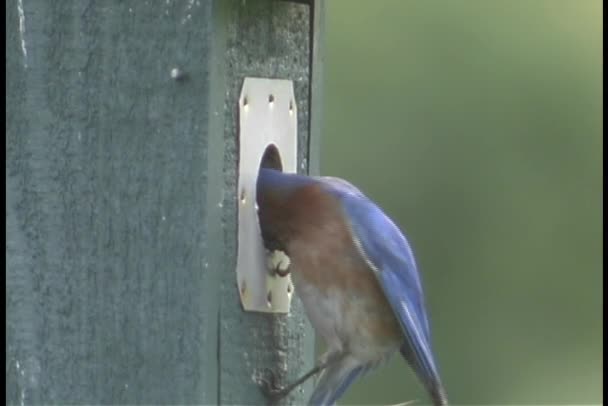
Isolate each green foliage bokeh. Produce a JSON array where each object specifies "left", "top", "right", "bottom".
[{"left": 322, "top": 1, "right": 602, "bottom": 404}]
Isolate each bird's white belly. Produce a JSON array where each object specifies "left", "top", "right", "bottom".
[{"left": 293, "top": 272, "right": 401, "bottom": 363}]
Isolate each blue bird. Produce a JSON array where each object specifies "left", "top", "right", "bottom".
[{"left": 257, "top": 168, "right": 447, "bottom": 406}]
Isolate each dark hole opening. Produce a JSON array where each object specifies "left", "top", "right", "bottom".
[
  {"left": 257, "top": 145, "right": 283, "bottom": 252},
  {"left": 259, "top": 144, "right": 283, "bottom": 172}
]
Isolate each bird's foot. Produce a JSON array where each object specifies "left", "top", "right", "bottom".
[
  {"left": 267, "top": 249, "right": 291, "bottom": 277},
  {"left": 260, "top": 369, "right": 289, "bottom": 405}
]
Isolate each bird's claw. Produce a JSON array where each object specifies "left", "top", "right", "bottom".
[{"left": 260, "top": 369, "right": 287, "bottom": 404}]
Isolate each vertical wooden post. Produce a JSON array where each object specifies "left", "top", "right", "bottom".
[{"left": 6, "top": 0, "right": 322, "bottom": 404}]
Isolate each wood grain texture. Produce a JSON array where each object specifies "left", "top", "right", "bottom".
[
  {"left": 217, "top": 1, "right": 316, "bottom": 404},
  {"left": 6, "top": 1, "right": 319, "bottom": 404}
]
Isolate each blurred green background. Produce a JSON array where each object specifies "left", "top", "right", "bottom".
[{"left": 321, "top": 0, "right": 602, "bottom": 404}]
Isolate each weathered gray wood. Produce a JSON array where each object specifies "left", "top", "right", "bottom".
[
  {"left": 6, "top": 0, "right": 320, "bottom": 404},
  {"left": 6, "top": 1, "right": 219, "bottom": 404},
  {"left": 308, "top": 0, "right": 326, "bottom": 176},
  {"left": 216, "top": 1, "right": 316, "bottom": 404}
]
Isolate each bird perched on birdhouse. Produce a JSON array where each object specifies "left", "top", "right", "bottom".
[{"left": 257, "top": 168, "right": 448, "bottom": 406}]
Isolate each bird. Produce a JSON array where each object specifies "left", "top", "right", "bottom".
[{"left": 256, "top": 168, "right": 448, "bottom": 406}]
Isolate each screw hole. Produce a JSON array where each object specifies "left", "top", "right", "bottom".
[
  {"left": 268, "top": 94, "right": 275, "bottom": 106},
  {"left": 240, "top": 280, "right": 247, "bottom": 295},
  {"left": 240, "top": 189, "right": 246, "bottom": 204},
  {"left": 289, "top": 100, "right": 294, "bottom": 115},
  {"left": 267, "top": 291, "right": 273, "bottom": 306},
  {"left": 287, "top": 284, "right": 292, "bottom": 293}
]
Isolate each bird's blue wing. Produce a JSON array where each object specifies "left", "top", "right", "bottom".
[{"left": 323, "top": 179, "right": 445, "bottom": 401}]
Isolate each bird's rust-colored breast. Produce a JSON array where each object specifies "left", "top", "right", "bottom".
[{"left": 286, "top": 183, "right": 402, "bottom": 346}]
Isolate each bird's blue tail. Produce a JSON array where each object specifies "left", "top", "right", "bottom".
[{"left": 309, "top": 356, "right": 369, "bottom": 406}]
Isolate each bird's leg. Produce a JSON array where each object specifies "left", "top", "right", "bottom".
[
  {"left": 263, "top": 361, "right": 326, "bottom": 401},
  {"left": 262, "top": 351, "right": 342, "bottom": 402}
]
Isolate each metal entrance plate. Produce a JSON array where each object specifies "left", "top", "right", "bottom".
[{"left": 236, "top": 78, "right": 297, "bottom": 313}]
